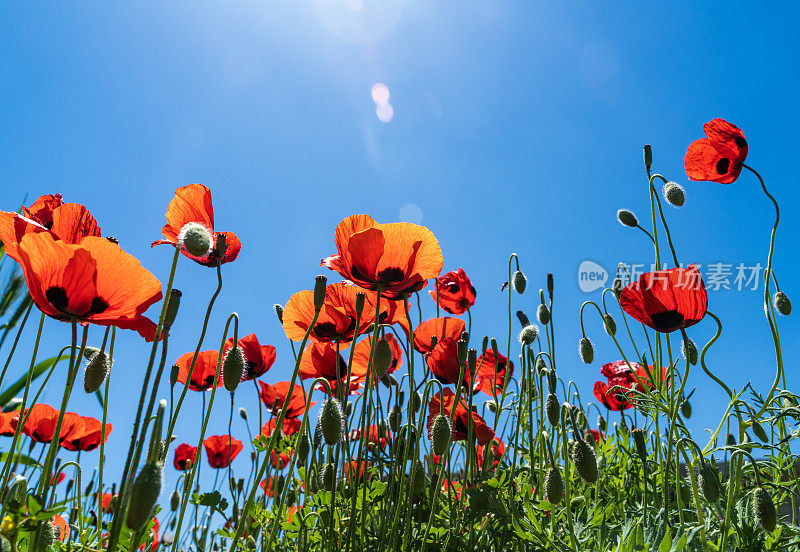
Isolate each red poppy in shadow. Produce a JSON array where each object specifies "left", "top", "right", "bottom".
[
  {"left": 321, "top": 214, "right": 443, "bottom": 300},
  {"left": 223, "top": 333, "right": 276, "bottom": 381},
  {"left": 425, "top": 338, "right": 462, "bottom": 385},
  {"left": 260, "top": 477, "right": 282, "bottom": 497},
  {"left": 414, "top": 317, "right": 466, "bottom": 354},
  {"left": 60, "top": 415, "right": 112, "bottom": 451},
  {"left": 348, "top": 425, "right": 389, "bottom": 450},
  {"left": 427, "top": 389, "right": 494, "bottom": 446},
  {"left": 203, "top": 435, "right": 243, "bottom": 469},
  {"left": 261, "top": 417, "right": 301, "bottom": 439},
  {"left": 174, "top": 350, "right": 223, "bottom": 391},
  {"left": 270, "top": 449, "right": 291, "bottom": 470},
  {"left": 685, "top": 119, "right": 748, "bottom": 184},
  {"left": 16, "top": 233, "right": 162, "bottom": 341},
  {"left": 593, "top": 360, "right": 670, "bottom": 411},
  {"left": 283, "top": 283, "right": 378, "bottom": 345},
  {"left": 477, "top": 437, "right": 505, "bottom": 470},
  {"left": 258, "top": 381, "right": 314, "bottom": 419},
  {"left": 152, "top": 184, "right": 241, "bottom": 266},
  {"left": 471, "top": 349, "right": 513, "bottom": 397},
  {"left": 430, "top": 268, "right": 476, "bottom": 315},
  {"left": 619, "top": 265, "right": 707, "bottom": 333},
  {"left": 350, "top": 334, "right": 403, "bottom": 388},
  {"left": 12, "top": 404, "right": 74, "bottom": 444},
  {"left": 344, "top": 459, "right": 369, "bottom": 484},
  {"left": 173, "top": 443, "right": 198, "bottom": 471}
]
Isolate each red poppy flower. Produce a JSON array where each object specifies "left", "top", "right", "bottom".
[
  {"left": 593, "top": 360, "right": 669, "bottom": 411},
  {"left": 223, "top": 333, "right": 276, "bottom": 381},
  {"left": 349, "top": 334, "right": 403, "bottom": 387},
  {"left": 414, "top": 317, "right": 466, "bottom": 354},
  {"left": 297, "top": 342, "right": 351, "bottom": 390},
  {"left": 50, "top": 472, "right": 66, "bottom": 486},
  {"left": 261, "top": 417, "right": 301, "bottom": 439},
  {"left": 0, "top": 411, "right": 16, "bottom": 436},
  {"left": 344, "top": 459, "right": 369, "bottom": 484},
  {"left": 60, "top": 415, "right": 112, "bottom": 451},
  {"left": 348, "top": 425, "right": 389, "bottom": 450},
  {"left": 203, "top": 435, "right": 243, "bottom": 469},
  {"left": 260, "top": 477, "right": 282, "bottom": 498},
  {"left": 427, "top": 389, "right": 494, "bottom": 446},
  {"left": 364, "top": 289, "right": 412, "bottom": 337},
  {"left": 100, "top": 492, "right": 116, "bottom": 513},
  {"left": 477, "top": 437, "right": 505, "bottom": 470},
  {"left": 441, "top": 480, "right": 463, "bottom": 501},
  {"left": 270, "top": 449, "right": 291, "bottom": 470},
  {"left": 587, "top": 429, "right": 605, "bottom": 444},
  {"left": 15, "top": 233, "right": 162, "bottom": 341},
  {"left": 685, "top": 119, "right": 748, "bottom": 184},
  {"left": 258, "top": 381, "right": 314, "bottom": 419},
  {"left": 430, "top": 268, "right": 476, "bottom": 315},
  {"left": 173, "top": 443, "right": 198, "bottom": 471},
  {"left": 138, "top": 518, "right": 159, "bottom": 552},
  {"left": 619, "top": 265, "right": 708, "bottom": 333},
  {"left": 174, "top": 350, "right": 223, "bottom": 391},
  {"left": 12, "top": 404, "right": 75, "bottom": 444},
  {"left": 52, "top": 514, "right": 70, "bottom": 542},
  {"left": 321, "top": 214, "right": 443, "bottom": 300},
  {"left": 0, "top": 194, "right": 101, "bottom": 261},
  {"left": 283, "top": 283, "right": 378, "bottom": 345},
  {"left": 425, "top": 338, "right": 462, "bottom": 385},
  {"left": 471, "top": 350, "right": 513, "bottom": 396},
  {"left": 152, "top": 184, "right": 241, "bottom": 266}
]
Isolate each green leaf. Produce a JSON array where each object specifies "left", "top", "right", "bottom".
[
  {"left": 26, "top": 494, "right": 43, "bottom": 516},
  {"left": 0, "top": 452, "right": 41, "bottom": 468},
  {"left": 659, "top": 531, "right": 672, "bottom": 552},
  {"left": 0, "top": 354, "right": 63, "bottom": 408}
]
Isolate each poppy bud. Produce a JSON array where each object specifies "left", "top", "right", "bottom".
[
  {"left": 481, "top": 335, "right": 489, "bottom": 356},
  {"left": 681, "top": 400, "right": 692, "bottom": 419},
  {"left": 537, "top": 304, "right": 550, "bottom": 325},
  {"left": 546, "top": 393, "right": 560, "bottom": 426},
  {"left": 726, "top": 433, "right": 736, "bottom": 447},
  {"left": 597, "top": 415, "right": 606, "bottom": 433},
  {"left": 547, "top": 369, "right": 557, "bottom": 394},
  {"left": 603, "top": 314, "right": 616, "bottom": 337},
  {"left": 389, "top": 405, "right": 402, "bottom": 433},
  {"left": 516, "top": 310, "right": 530, "bottom": 327},
  {"left": 84, "top": 351, "right": 111, "bottom": 393},
  {"left": 663, "top": 181, "right": 685, "bottom": 207},
  {"left": 319, "top": 398, "right": 343, "bottom": 446},
  {"left": 486, "top": 399, "right": 498, "bottom": 413},
  {"left": 643, "top": 144, "right": 653, "bottom": 170},
  {"left": 570, "top": 496, "right": 586, "bottom": 510},
  {"left": 4, "top": 475, "right": 26, "bottom": 510},
  {"left": 616, "top": 209, "right": 638, "bottom": 228},
  {"left": 246, "top": 536, "right": 256, "bottom": 551},
  {"left": 412, "top": 392, "right": 423, "bottom": 414},
  {"left": 34, "top": 521, "right": 55, "bottom": 552},
  {"left": 179, "top": 222, "right": 213, "bottom": 258},
  {"left": 0, "top": 536, "right": 10, "bottom": 552},
  {"left": 632, "top": 428, "right": 647, "bottom": 463},
  {"left": 752, "top": 486, "right": 777, "bottom": 532},
  {"left": 547, "top": 273, "right": 554, "bottom": 299},
  {"left": 239, "top": 408, "right": 247, "bottom": 421},
  {"left": 579, "top": 337, "right": 593, "bottom": 364},
  {"left": 313, "top": 276, "right": 327, "bottom": 310},
  {"left": 679, "top": 482, "right": 692, "bottom": 505},
  {"left": 169, "top": 364, "right": 180, "bottom": 387},
  {"left": 612, "top": 277, "right": 624, "bottom": 299},
  {"left": 681, "top": 338, "right": 698, "bottom": 366},
  {"left": 297, "top": 434, "right": 310, "bottom": 463},
  {"left": 572, "top": 438, "right": 598, "bottom": 484},
  {"left": 349, "top": 290, "right": 365, "bottom": 315},
  {"left": 409, "top": 462, "right": 428, "bottom": 497},
  {"left": 457, "top": 339, "right": 468, "bottom": 367},
  {"left": 163, "top": 289, "right": 182, "bottom": 330},
  {"left": 751, "top": 419, "right": 769, "bottom": 443},
  {"left": 274, "top": 304, "right": 284, "bottom": 324},
  {"left": 170, "top": 490, "right": 180, "bottom": 512},
  {"left": 544, "top": 467, "right": 563, "bottom": 505},
  {"left": 698, "top": 464, "right": 721, "bottom": 503},
  {"left": 373, "top": 339, "right": 393, "bottom": 379},
  {"left": 320, "top": 462, "right": 337, "bottom": 492},
  {"left": 537, "top": 358, "right": 548, "bottom": 375},
  {"left": 512, "top": 270, "right": 527, "bottom": 294},
  {"left": 223, "top": 346, "right": 246, "bottom": 393},
  {"left": 774, "top": 291, "right": 792, "bottom": 315},
  {"left": 126, "top": 461, "right": 163, "bottom": 531},
  {"left": 431, "top": 414, "right": 451, "bottom": 456}
]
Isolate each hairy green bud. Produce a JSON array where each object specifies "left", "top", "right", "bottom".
[
  {"left": 544, "top": 467, "right": 564, "bottom": 505},
  {"left": 126, "top": 462, "right": 163, "bottom": 531},
  {"left": 752, "top": 486, "right": 777, "bottom": 532},
  {"left": 579, "top": 337, "right": 593, "bottom": 364}
]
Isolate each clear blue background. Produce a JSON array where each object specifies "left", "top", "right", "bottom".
[{"left": 1, "top": 1, "right": 797, "bottom": 495}]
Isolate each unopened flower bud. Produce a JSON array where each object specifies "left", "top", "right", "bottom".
[
  {"left": 681, "top": 338, "right": 698, "bottom": 366},
  {"left": 34, "top": 521, "right": 55, "bottom": 552},
  {"left": 412, "top": 392, "right": 423, "bottom": 414},
  {"left": 319, "top": 398, "right": 343, "bottom": 446},
  {"left": 170, "top": 490, "right": 180, "bottom": 512},
  {"left": 163, "top": 289, "right": 182, "bottom": 330},
  {"left": 681, "top": 400, "right": 692, "bottom": 419},
  {"left": 617, "top": 209, "right": 638, "bottom": 228},
  {"left": 537, "top": 304, "right": 550, "bottom": 325},
  {"left": 643, "top": 144, "right": 652, "bottom": 170},
  {"left": 579, "top": 337, "right": 593, "bottom": 364},
  {"left": 546, "top": 273, "right": 554, "bottom": 299},
  {"left": 373, "top": 339, "right": 393, "bottom": 379},
  {"left": 603, "top": 314, "right": 616, "bottom": 337},
  {"left": 179, "top": 222, "right": 213, "bottom": 258},
  {"left": 126, "top": 461, "right": 163, "bottom": 531},
  {"left": 516, "top": 310, "right": 530, "bottom": 327},
  {"left": 222, "top": 346, "right": 246, "bottom": 393},
  {"left": 572, "top": 438, "right": 598, "bottom": 484},
  {"left": 726, "top": 433, "right": 736, "bottom": 447},
  {"left": 632, "top": 428, "right": 647, "bottom": 463},
  {"left": 698, "top": 464, "right": 721, "bottom": 503},
  {"left": 752, "top": 486, "right": 777, "bottom": 532},
  {"left": 297, "top": 434, "right": 310, "bottom": 463},
  {"left": 169, "top": 364, "right": 180, "bottom": 387},
  {"left": 570, "top": 495, "right": 586, "bottom": 510},
  {"left": 774, "top": 291, "right": 792, "bottom": 315},
  {"left": 320, "top": 462, "right": 336, "bottom": 492},
  {"left": 612, "top": 276, "right": 624, "bottom": 299},
  {"left": 512, "top": 270, "right": 527, "bottom": 294},
  {"left": 663, "top": 181, "right": 685, "bottom": 207},
  {"left": 313, "top": 276, "right": 328, "bottom": 310},
  {"left": 239, "top": 408, "right": 247, "bottom": 421},
  {"left": 389, "top": 405, "right": 402, "bottom": 433},
  {"left": 431, "top": 415, "right": 451, "bottom": 456},
  {"left": 486, "top": 399, "right": 498, "bottom": 413},
  {"left": 274, "top": 304, "right": 284, "bottom": 324},
  {"left": 751, "top": 419, "right": 768, "bottom": 443},
  {"left": 84, "top": 351, "right": 111, "bottom": 394},
  {"left": 456, "top": 339, "right": 468, "bottom": 367},
  {"left": 546, "top": 393, "right": 560, "bottom": 426},
  {"left": 597, "top": 415, "right": 607, "bottom": 433},
  {"left": 544, "top": 467, "right": 564, "bottom": 505}
]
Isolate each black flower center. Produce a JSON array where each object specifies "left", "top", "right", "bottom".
[
  {"left": 715, "top": 158, "right": 731, "bottom": 175},
  {"left": 734, "top": 136, "right": 747, "bottom": 149},
  {"left": 650, "top": 309, "right": 685, "bottom": 332},
  {"left": 377, "top": 267, "right": 405, "bottom": 284},
  {"left": 44, "top": 286, "right": 108, "bottom": 317}
]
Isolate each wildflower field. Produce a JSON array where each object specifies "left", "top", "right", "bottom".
[{"left": 0, "top": 115, "right": 796, "bottom": 552}]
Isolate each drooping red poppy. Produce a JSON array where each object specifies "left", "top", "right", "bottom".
[
  {"left": 414, "top": 317, "right": 466, "bottom": 354},
  {"left": 0, "top": 411, "right": 16, "bottom": 436},
  {"left": 174, "top": 350, "right": 223, "bottom": 391},
  {"left": 349, "top": 334, "right": 403, "bottom": 387},
  {"left": 12, "top": 404, "right": 75, "bottom": 444},
  {"left": 283, "top": 283, "right": 378, "bottom": 345},
  {"left": 477, "top": 437, "right": 505, "bottom": 470},
  {"left": 425, "top": 338, "right": 462, "bottom": 385},
  {"left": 203, "top": 435, "right": 243, "bottom": 469},
  {"left": 223, "top": 333, "right": 276, "bottom": 381},
  {"left": 60, "top": 415, "right": 112, "bottom": 451},
  {"left": 152, "top": 184, "right": 241, "bottom": 266},
  {"left": 430, "top": 268, "right": 476, "bottom": 315},
  {"left": 619, "top": 265, "right": 708, "bottom": 333},
  {"left": 257, "top": 381, "right": 314, "bottom": 419},
  {"left": 15, "top": 233, "right": 162, "bottom": 341},
  {"left": 261, "top": 417, "right": 301, "bottom": 439},
  {"left": 321, "top": 214, "right": 443, "bottom": 300},
  {"left": 471, "top": 349, "right": 513, "bottom": 397},
  {"left": 173, "top": 443, "right": 198, "bottom": 471},
  {"left": 684, "top": 119, "right": 748, "bottom": 184},
  {"left": 427, "top": 388, "right": 494, "bottom": 446}
]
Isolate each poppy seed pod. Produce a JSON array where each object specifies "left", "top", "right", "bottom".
[
  {"left": 178, "top": 222, "right": 213, "bottom": 258},
  {"left": 579, "top": 337, "right": 593, "bottom": 364},
  {"left": 297, "top": 434, "right": 310, "bottom": 463},
  {"left": 752, "top": 486, "right": 777, "bottom": 532},
  {"left": 512, "top": 270, "right": 527, "bottom": 294},
  {"left": 632, "top": 428, "right": 647, "bottom": 463},
  {"left": 126, "top": 461, "right": 163, "bottom": 531},
  {"left": 373, "top": 339, "right": 393, "bottom": 379},
  {"left": 274, "top": 304, "right": 284, "bottom": 324},
  {"left": 663, "top": 181, "right": 686, "bottom": 207},
  {"left": 319, "top": 398, "right": 343, "bottom": 446},
  {"left": 603, "top": 314, "right": 616, "bottom": 337},
  {"left": 616, "top": 209, "right": 638, "bottom": 228},
  {"left": 354, "top": 291, "right": 366, "bottom": 315},
  {"left": 774, "top": 291, "right": 792, "bottom": 315},
  {"left": 431, "top": 414, "right": 452, "bottom": 456},
  {"left": 170, "top": 490, "right": 180, "bottom": 512},
  {"left": 643, "top": 144, "right": 653, "bottom": 170},
  {"left": 34, "top": 521, "right": 55, "bottom": 552},
  {"left": 544, "top": 467, "right": 564, "bottom": 505},
  {"left": 681, "top": 338, "right": 698, "bottom": 366},
  {"left": 163, "top": 288, "right": 182, "bottom": 330},
  {"left": 537, "top": 304, "right": 550, "bottom": 325},
  {"left": 169, "top": 364, "right": 180, "bottom": 387},
  {"left": 516, "top": 310, "right": 530, "bottom": 327},
  {"left": 84, "top": 351, "right": 111, "bottom": 393},
  {"left": 572, "top": 438, "right": 598, "bottom": 484},
  {"left": 546, "top": 393, "right": 560, "bottom": 426},
  {"left": 222, "top": 346, "right": 246, "bottom": 393},
  {"left": 698, "top": 464, "right": 721, "bottom": 503},
  {"left": 313, "top": 276, "right": 328, "bottom": 310}
]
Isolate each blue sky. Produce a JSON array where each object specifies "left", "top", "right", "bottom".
[{"left": 1, "top": 1, "right": 798, "bottom": 488}]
